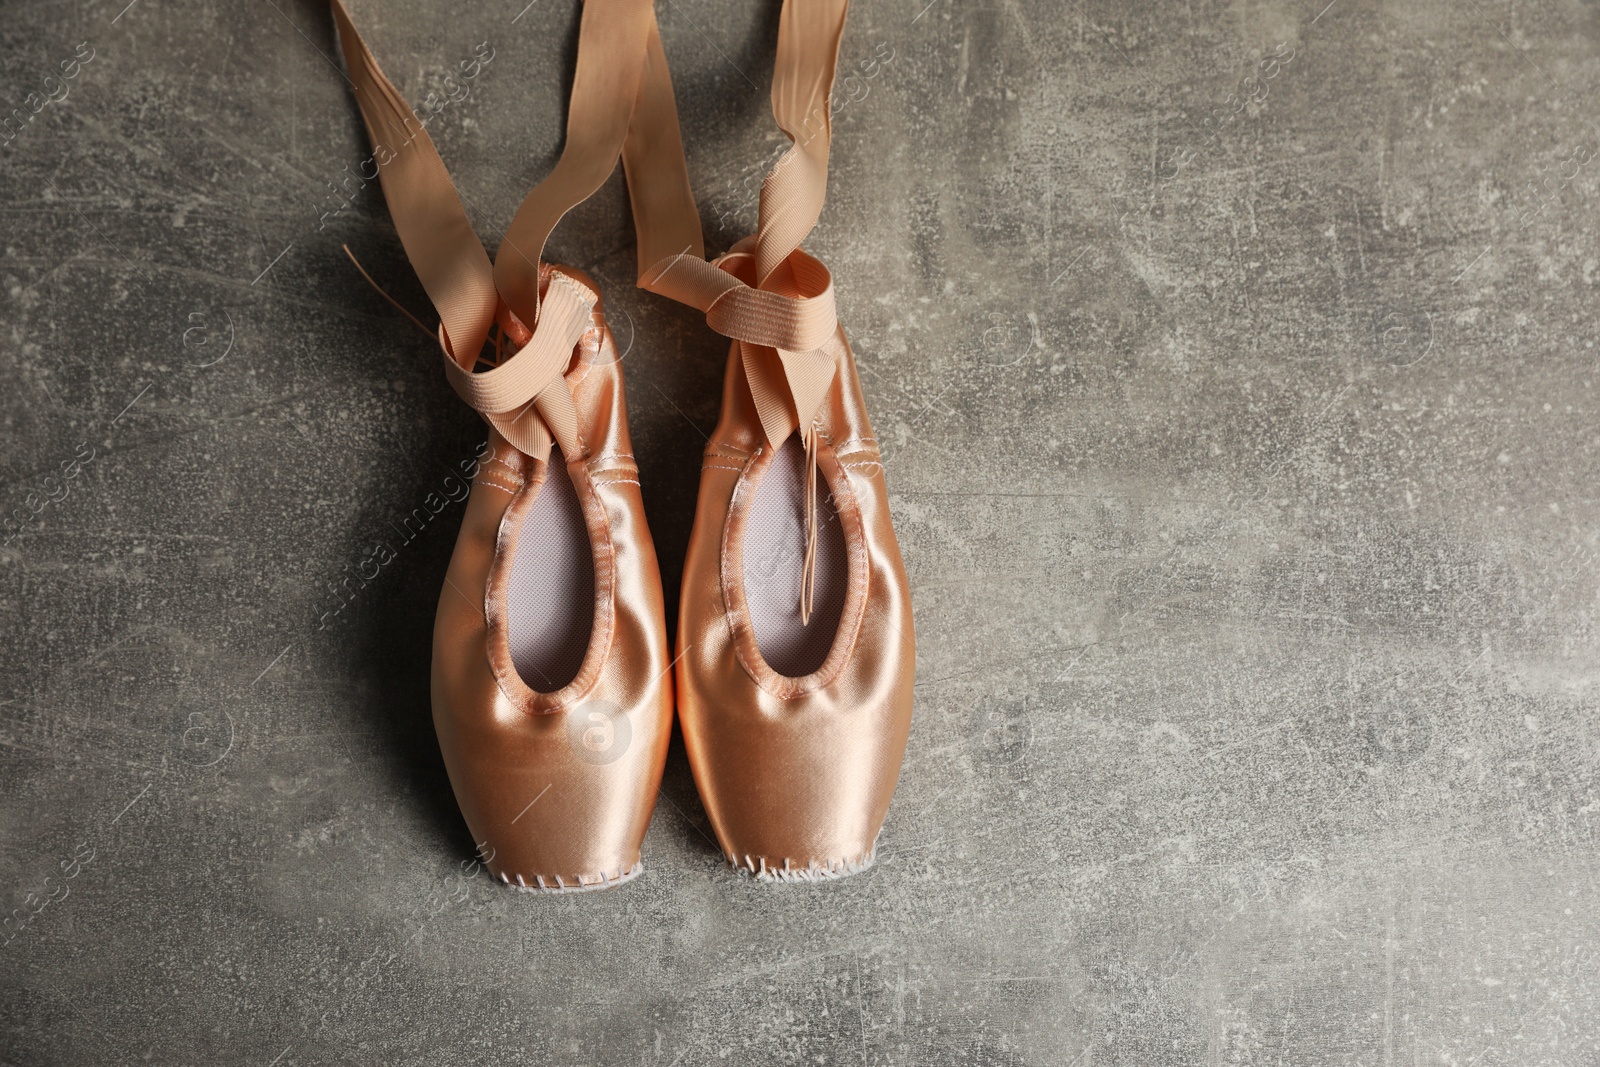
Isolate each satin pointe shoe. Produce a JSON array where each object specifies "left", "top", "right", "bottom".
[
  {"left": 670, "top": 271, "right": 916, "bottom": 881},
  {"left": 628, "top": 0, "right": 916, "bottom": 880},
  {"left": 430, "top": 268, "right": 672, "bottom": 891},
  {"left": 331, "top": 0, "right": 692, "bottom": 890}
]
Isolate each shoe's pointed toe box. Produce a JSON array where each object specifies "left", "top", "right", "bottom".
[
  {"left": 429, "top": 659, "right": 670, "bottom": 889},
  {"left": 676, "top": 627, "right": 914, "bottom": 877}
]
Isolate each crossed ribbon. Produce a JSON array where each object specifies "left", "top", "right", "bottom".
[{"left": 334, "top": 0, "right": 852, "bottom": 617}]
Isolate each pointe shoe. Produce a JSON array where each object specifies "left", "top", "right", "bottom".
[
  {"left": 432, "top": 267, "right": 672, "bottom": 892},
  {"left": 331, "top": 0, "right": 677, "bottom": 891},
  {"left": 630, "top": 0, "right": 916, "bottom": 880},
  {"left": 670, "top": 249, "right": 915, "bottom": 882}
]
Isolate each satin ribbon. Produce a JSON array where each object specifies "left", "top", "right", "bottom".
[
  {"left": 633, "top": 0, "right": 853, "bottom": 621},
  {"left": 439, "top": 276, "right": 593, "bottom": 461},
  {"left": 331, "top": 0, "right": 696, "bottom": 463},
  {"left": 334, "top": 0, "right": 852, "bottom": 618}
]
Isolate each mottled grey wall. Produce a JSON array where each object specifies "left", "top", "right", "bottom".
[{"left": 3, "top": 0, "right": 1598, "bottom": 1062}]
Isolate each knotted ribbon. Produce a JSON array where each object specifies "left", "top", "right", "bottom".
[
  {"left": 334, "top": 0, "right": 852, "bottom": 619},
  {"left": 634, "top": 0, "right": 854, "bottom": 621},
  {"left": 331, "top": 0, "right": 695, "bottom": 463}
]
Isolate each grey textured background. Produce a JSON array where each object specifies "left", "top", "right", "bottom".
[{"left": 3, "top": 0, "right": 1599, "bottom": 1062}]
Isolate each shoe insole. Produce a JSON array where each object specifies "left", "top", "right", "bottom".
[
  {"left": 742, "top": 434, "right": 847, "bottom": 678},
  {"left": 506, "top": 450, "right": 594, "bottom": 693}
]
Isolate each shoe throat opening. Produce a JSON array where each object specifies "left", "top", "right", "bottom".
[
  {"left": 742, "top": 434, "right": 847, "bottom": 678},
  {"left": 506, "top": 449, "right": 595, "bottom": 693}
]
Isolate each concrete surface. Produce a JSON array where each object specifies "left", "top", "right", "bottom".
[{"left": 3, "top": 0, "right": 1599, "bottom": 1062}]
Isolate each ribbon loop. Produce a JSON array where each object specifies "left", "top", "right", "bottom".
[
  {"left": 333, "top": 0, "right": 681, "bottom": 464},
  {"left": 439, "top": 273, "right": 596, "bottom": 462},
  {"left": 627, "top": 0, "right": 853, "bottom": 622},
  {"left": 705, "top": 258, "right": 836, "bottom": 354},
  {"left": 642, "top": 248, "right": 838, "bottom": 357}
]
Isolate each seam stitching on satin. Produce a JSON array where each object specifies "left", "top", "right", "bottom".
[
  {"left": 480, "top": 477, "right": 524, "bottom": 493},
  {"left": 588, "top": 459, "right": 641, "bottom": 478},
  {"left": 705, "top": 443, "right": 751, "bottom": 458}
]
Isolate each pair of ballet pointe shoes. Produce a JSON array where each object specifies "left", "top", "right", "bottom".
[
  {"left": 434, "top": 264, "right": 914, "bottom": 891},
  {"left": 330, "top": 0, "right": 911, "bottom": 891}
]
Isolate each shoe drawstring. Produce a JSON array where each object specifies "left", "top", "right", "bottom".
[
  {"left": 342, "top": 244, "right": 434, "bottom": 342},
  {"left": 799, "top": 423, "right": 819, "bottom": 625}
]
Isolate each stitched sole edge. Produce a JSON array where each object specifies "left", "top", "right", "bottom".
[
  {"left": 727, "top": 847, "right": 878, "bottom": 884},
  {"left": 495, "top": 860, "right": 643, "bottom": 895}
]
